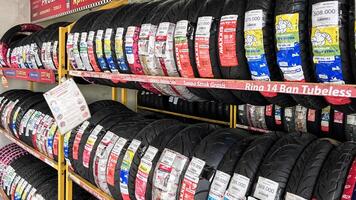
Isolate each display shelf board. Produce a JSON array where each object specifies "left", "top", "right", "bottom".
[
  {"left": 0, "top": 128, "right": 58, "bottom": 170},
  {"left": 1, "top": 68, "right": 56, "bottom": 84},
  {"left": 69, "top": 71, "right": 356, "bottom": 98}
]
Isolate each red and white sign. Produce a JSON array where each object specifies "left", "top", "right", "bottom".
[
  {"left": 31, "top": 0, "right": 110, "bottom": 22},
  {"left": 31, "top": 0, "right": 69, "bottom": 22},
  {"left": 69, "top": 70, "right": 356, "bottom": 99}
]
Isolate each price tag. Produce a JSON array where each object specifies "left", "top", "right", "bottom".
[
  {"left": 253, "top": 177, "right": 279, "bottom": 200},
  {"left": 224, "top": 173, "right": 250, "bottom": 199},
  {"left": 44, "top": 79, "right": 91, "bottom": 134}
]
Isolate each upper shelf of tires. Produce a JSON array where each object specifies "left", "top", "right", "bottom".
[
  {"left": 66, "top": 0, "right": 356, "bottom": 113},
  {"left": 0, "top": 22, "right": 70, "bottom": 83}
]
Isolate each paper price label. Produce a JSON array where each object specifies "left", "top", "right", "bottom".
[
  {"left": 196, "top": 16, "right": 213, "bottom": 36},
  {"left": 224, "top": 174, "right": 250, "bottom": 200},
  {"left": 245, "top": 10, "right": 265, "bottom": 30},
  {"left": 253, "top": 177, "right": 279, "bottom": 200},
  {"left": 312, "top": 1, "right": 339, "bottom": 27},
  {"left": 208, "top": 170, "right": 231, "bottom": 200},
  {"left": 44, "top": 79, "right": 91, "bottom": 134}
]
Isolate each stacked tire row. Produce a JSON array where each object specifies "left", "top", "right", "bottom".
[
  {"left": 137, "top": 91, "right": 230, "bottom": 122},
  {"left": 64, "top": 101, "right": 356, "bottom": 200},
  {"left": 67, "top": 0, "right": 356, "bottom": 114},
  {"left": 0, "top": 22, "right": 70, "bottom": 70},
  {"left": 0, "top": 89, "right": 129, "bottom": 162},
  {"left": 0, "top": 143, "right": 96, "bottom": 200},
  {"left": 237, "top": 104, "right": 356, "bottom": 142}
]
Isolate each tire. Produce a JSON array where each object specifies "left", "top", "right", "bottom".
[
  {"left": 251, "top": 133, "right": 316, "bottom": 200},
  {"left": 177, "top": 129, "right": 247, "bottom": 200},
  {"left": 275, "top": 0, "right": 327, "bottom": 109},
  {"left": 207, "top": 137, "right": 253, "bottom": 200},
  {"left": 314, "top": 142, "right": 356, "bottom": 200},
  {"left": 282, "top": 106, "right": 297, "bottom": 133},
  {"left": 218, "top": 0, "right": 269, "bottom": 106},
  {"left": 245, "top": 0, "right": 296, "bottom": 107},
  {"left": 0, "top": 24, "right": 42, "bottom": 67},
  {"left": 345, "top": 114, "right": 356, "bottom": 142},
  {"left": 108, "top": 119, "right": 180, "bottom": 199},
  {"left": 193, "top": 0, "right": 244, "bottom": 105},
  {"left": 226, "top": 134, "right": 279, "bottom": 197},
  {"left": 285, "top": 139, "right": 335, "bottom": 199},
  {"left": 265, "top": 105, "right": 284, "bottom": 131},
  {"left": 173, "top": 0, "right": 216, "bottom": 101},
  {"left": 311, "top": 0, "right": 356, "bottom": 114},
  {"left": 294, "top": 105, "right": 309, "bottom": 133},
  {"left": 128, "top": 124, "right": 187, "bottom": 199}
]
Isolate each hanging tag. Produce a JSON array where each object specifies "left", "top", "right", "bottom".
[{"left": 44, "top": 78, "right": 91, "bottom": 134}]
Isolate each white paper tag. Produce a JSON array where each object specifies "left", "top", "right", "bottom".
[
  {"left": 253, "top": 177, "right": 279, "bottom": 200},
  {"left": 347, "top": 114, "right": 356, "bottom": 125},
  {"left": 175, "top": 20, "right": 189, "bottom": 37},
  {"left": 142, "top": 146, "right": 159, "bottom": 162},
  {"left": 285, "top": 108, "right": 293, "bottom": 118},
  {"left": 44, "top": 78, "right": 91, "bottom": 134},
  {"left": 312, "top": 1, "right": 339, "bottom": 27},
  {"left": 285, "top": 192, "right": 307, "bottom": 200},
  {"left": 208, "top": 171, "right": 231, "bottom": 200},
  {"left": 184, "top": 157, "right": 206, "bottom": 183},
  {"left": 224, "top": 173, "right": 250, "bottom": 200},
  {"left": 196, "top": 16, "right": 213, "bottom": 36},
  {"left": 245, "top": 10, "right": 265, "bottom": 30}
]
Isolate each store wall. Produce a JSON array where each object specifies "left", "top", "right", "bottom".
[
  {"left": 0, "top": 0, "right": 31, "bottom": 147},
  {"left": 0, "top": 0, "right": 138, "bottom": 147}
]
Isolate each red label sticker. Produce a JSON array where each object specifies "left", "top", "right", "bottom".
[
  {"left": 88, "top": 31, "right": 101, "bottom": 72},
  {"left": 72, "top": 132, "right": 83, "bottom": 160},
  {"left": 341, "top": 159, "right": 356, "bottom": 200},
  {"left": 308, "top": 109, "right": 316, "bottom": 122},
  {"left": 106, "top": 151, "right": 118, "bottom": 186},
  {"left": 218, "top": 15, "right": 238, "bottom": 67},
  {"left": 265, "top": 105, "right": 273, "bottom": 117},
  {"left": 195, "top": 36, "right": 214, "bottom": 78},
  {"left": 175, "top": 39, "right": 194, "bottom": 78},
  {"left": 53, "top": 132, "right": 59, "bottom": 156},
  {"left": 179, "top": 178, "right": 197, "bottom": 200},
  {"left": 334, "top": 111, "right": 344, "bottom": 124}
]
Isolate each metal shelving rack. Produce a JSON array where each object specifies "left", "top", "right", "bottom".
[
  {"left": 0, "top": 26, "right": 68, "bottom": 200},
  {"left": 57, "top": 0, "right": 356, "bottom": 199}
]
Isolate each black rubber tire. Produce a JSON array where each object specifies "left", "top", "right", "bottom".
[
  {"left": 245, "top": 0, "right": 297, "bottom": 107},
  {"left": 219, "top": 0, "right": 269, "bottom": 106},
  {"left": 191, "top": 129, "right": 251, "bottom": 200},
  {"left": 251, "top": 133, "right": 316, "bottom": 199},
  {"left": 194, "top": 0, "right": 244, "bottom": 105},
  {"left": 133, "top": 124, "right": 189, "bottom": 200},
  {"left": 109, "top": 119, "right": 180, "bottom": 200},
  {"left": 275, "top": 0, "right": 327, "bottom": 109},
  {"left": 311, "top": 0, "right": 356, "bottom": 114},
  {"left": 314, "top": 142, "right": 356, "bottom": 200},
  {"left": 285, "top": 139, "right": 335, "bottom": 199}
]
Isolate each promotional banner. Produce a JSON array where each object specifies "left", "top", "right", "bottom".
[
  {"left": 31, "top": 0, "right": 69, "bottom": 22},
  {"left": 31, "top": 0, "right": 110, "bottom": 22}
]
